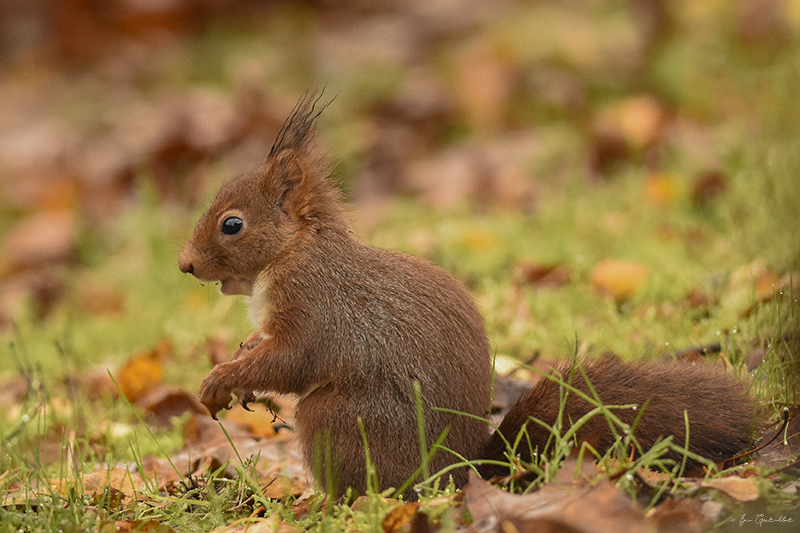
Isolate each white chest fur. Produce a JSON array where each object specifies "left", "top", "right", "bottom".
[{"left": 246, "top": 271, "right": 273, "bottom": 328}]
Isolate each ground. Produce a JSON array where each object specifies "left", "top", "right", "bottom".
[{"left": 0, "top": 1, "right": 798, "bottom": 531}]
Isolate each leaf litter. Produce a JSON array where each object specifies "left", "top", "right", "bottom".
[{"left": 1, "top": 0, "right": 800, "bottom": 531}]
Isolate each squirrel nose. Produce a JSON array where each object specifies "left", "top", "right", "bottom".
[{"left": 178, "top": 249, "right": 195, "bottom": 275}]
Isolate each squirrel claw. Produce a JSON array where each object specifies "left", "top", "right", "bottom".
[{"left": 240, "top": 391, "right": 256, "bottom": 411}]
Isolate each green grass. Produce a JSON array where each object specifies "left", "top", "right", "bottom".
[
  {"left": 2, "top": 1, "right": 800, "bottom": 530},
  {"left": 4, "top": 140, "right": 796, "bottom": 530}
]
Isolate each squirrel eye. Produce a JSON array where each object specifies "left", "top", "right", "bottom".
[{"left": 221, "top": 216, "right": 243, "bottom": 236}]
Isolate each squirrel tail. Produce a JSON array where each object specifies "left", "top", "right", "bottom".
[{"left": 478, "top": 355, "right": 754, "bottom": 479}]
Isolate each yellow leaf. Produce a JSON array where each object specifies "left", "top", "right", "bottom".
[
  {"left": 616, "top": 95, "right": 666, "bottom": 150},
  {"left": 645, "top": 173, "right": 679, "bottom": 208},
  {"left": 381, "top": 502, "right": 420, "bottom": 533},
  {"left": 226, "top": 403, "right": 278, "bottom": 438},
  {"left": 116, "top": 339, "right": 171, "bottom": 402},
  {"left": 590, "top": 260, "right": 648, "bottom": 301}
]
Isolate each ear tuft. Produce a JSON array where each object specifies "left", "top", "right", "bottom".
[
  {"left": 259, "top": 91, "right": 341, "bottom": 226},
  {"left": 268, "top": 92, "right": 330, "bottom": 160}
]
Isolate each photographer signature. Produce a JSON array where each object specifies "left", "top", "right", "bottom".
[{"left": 740, "top": 514, "right": 794, "bottom": 526}]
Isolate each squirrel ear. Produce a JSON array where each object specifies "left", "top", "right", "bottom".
[{"left": 266, "top": 149, "right": 308, "bottom": 214}]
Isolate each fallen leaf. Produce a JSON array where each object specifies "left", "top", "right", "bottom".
[
  {"left": 226, "top": 403, "right": 279, "bottom": 438},
  {"left": 616, "top": 95, "right": 667, "bottom": 151},
  {"left": 105, "top": 520, "right": 176, "bottom": 533},
  {"left": 182, "top": 413, "right": 254, "bottom": 448},
  {"left": 750, "top": 408, "right": 800, "bottom": 470},
  {"left": 206, "top": 337, "right": 231, "bottom": 366},
  {"left": 587, "top": 127, "right": 629, "bottom": 178},
  {"left": 382, "top": 502, "right": 420, "bottom": 533},
  {"left": 691, "top": 169, "right": 727, "bottom": 208},
  {"left": 52, "top": 468, "right": 146, "bottom": 505},
  {"left": 213, "top": 514, "right": 303, "bottom": 533},
  {"left": 490, "top": 373, "right": 539, "bottom": 420},
  {"left": 3, "top": 211, "right": 77, "bottom": 271},
  {"left": 515, "top": 263, "right": 572, "bottom": 289},
  {"left": 747, "top": 348, "right": 768, "bottom": 371},
  {"left": 590, "top": 260, "right": 648, "bottom": 301},
  {"left": 137, "top": 386, "right": 207, "bottom": 428},
  {"left": 261, "top": 474, "right": 307, "bottom": 501},
  {"left": 115, "top": 339, "right": 171, "bottom": 402},
  {"left": 553, "top": 456, "right": 598, "bottom": 484},
  {"left": 683, "top": 289, "right": 713, "bottom": 311},
  {"left": 644, "top": 173, "right": 679, "bottom": 208},
  {"left": 646, "top": 498, "right": 710, "bottom": 533},
  {"left": 701, "top": 476, "right": 760, "bottom": 502},
  {"left": 463, "top": 473, "right": 650, "bottom": 533},
  {"left": 455, "top": 40, "right": 515, "bottom": 134},
  {"left": 78, "top": 282, "right": 125, "bottom": 316},
  {"left": 723, "top": 261, "right": 783, "bottom": 318},
  {"left": 84, "top": 369, "right": 119, "bottom": 401}
]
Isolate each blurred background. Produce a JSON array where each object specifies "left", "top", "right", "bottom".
[
  {"left": 0, "top": 5, "right": 798, "bottom": 527},
  {"left": 0, "top": 0, "right": 798, "bottom": 369}
]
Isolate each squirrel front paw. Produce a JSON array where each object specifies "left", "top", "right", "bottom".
[{"left": 199, "top": 363, "right": 256, "bottom": 419}]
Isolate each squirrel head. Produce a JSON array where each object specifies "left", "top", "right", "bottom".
[{"left": 178, "top": 94, "right": 343, "bottom": 295}]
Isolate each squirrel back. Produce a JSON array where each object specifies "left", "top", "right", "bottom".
[{"left": 179, "top": 95, "right": 754, "bottom": 499}]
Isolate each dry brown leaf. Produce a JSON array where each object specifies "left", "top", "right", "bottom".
[
  {"left": 169, "top": 413, "right": 306, "bottom": 485},
  {"left": 102, "top": 519, "right": 176, "bottom": 533},
  {"left": 691, "top": 169, "right": 728, "bottom": 208},
  {"left": 84, "top": 369, "right": 119, "bottom": 401},
  {"left": 137, "top": 386, "right": 207, "bottom": 428},
  {"left": 646, "top": 498, "right": 710, "bottom": 533},
  {"left": 587, "top": 128, "right": 629, "bottom": 177},
  {"left": 206, "top": 337, "right": 231, "bottom": 366},
  {"left": 701, "top": 476, "right": 760, "bottom": 502},
  {"left": 723, "top": 261, "right": 784, "bottom": 318},
  {"left": 182, "top": 413, "right": 254, "bottom": 448},
  {"left": 747, "top": 347, "right": 768, "bottom": 371},
  {"left": 214, "top": 514, "right": 303, "bottom": 533},
  {"left": 382, "top": 502, "right": 420, "bottom": 533},
  {"left": 590, "top": 260, "right": 648, "bottom": 301},
  {"left": 261, "top": 474, "right": 308, "bottom": 501},
  {"left": 683, "top": 289, "right": 713, "bottom": 311},
  {"left": 115, "top": 339, "right": 171, "bottom": 402},
  {"left": 78, "top": 282, "right": 125, "bottom": 316},
  {"left": 552, "top": 456, "right": 598, "bottom": 485},
  {"left": 51, "top": 468, "right": 146, "bottom": 506},
  {"left": 455, "top": 40, "right": 515, "bottom": 134},
  {"left": 3, "top": 211, "right": 76, "bottom": 271},
  {"left": 515, "top": 263, "right": 572, "bottom": 289},
  {"left": 750, "top": 409, "right": 800, "bottom": 470},
  {"left": 79, "top": 469, "right": 145, "bottom": 497},
  {"left": 462, "top": 473, "right": 650, "bottom": 533}
]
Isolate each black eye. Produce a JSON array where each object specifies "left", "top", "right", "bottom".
[{"left": 221, "top": 216, "right": 243, "bottom": 235}]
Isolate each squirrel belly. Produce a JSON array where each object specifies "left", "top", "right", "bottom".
[{"left": 179, "top": 95, "right": 754, "bottom": 500}]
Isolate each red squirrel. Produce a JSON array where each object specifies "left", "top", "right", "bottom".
[{"left": 178, "top": 95, "right": 754, "bottom": 499}]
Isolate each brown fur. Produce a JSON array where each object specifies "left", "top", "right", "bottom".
[
  {"left": 479, "top": 356, "right": 754, "bottom": 479},
  {"left": 179, "top": 95, "right": 753, "bottom": 499},
  {"left": 179, "top": 96, "right": 492, "bottom": 499}
]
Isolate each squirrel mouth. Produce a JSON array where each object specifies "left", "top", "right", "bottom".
[{"left": 220, "top": 278, "right": 252, "bottom": 296}]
